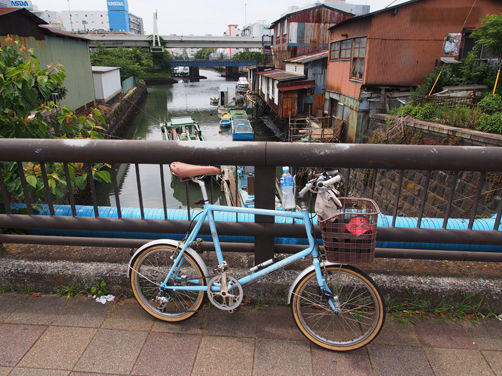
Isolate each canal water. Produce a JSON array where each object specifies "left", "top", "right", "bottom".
[{"left": 97, "top": 69, "right": 276, "bottom": 210}]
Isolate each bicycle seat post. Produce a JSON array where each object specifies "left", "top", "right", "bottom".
[{"left": 192, "top": 177, "right": 209, "bottom": 204}]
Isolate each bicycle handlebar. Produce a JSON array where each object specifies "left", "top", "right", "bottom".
[{"left": 298, "top": 170, "right": 341, "bottom": 199}]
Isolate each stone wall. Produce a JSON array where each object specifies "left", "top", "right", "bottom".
[{"left": 346, "top": 114, "right": 502, "bottom": 219}]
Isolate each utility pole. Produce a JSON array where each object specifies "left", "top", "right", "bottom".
[{"left": 67, "top": 0, "right": 74, "bottom": 32}]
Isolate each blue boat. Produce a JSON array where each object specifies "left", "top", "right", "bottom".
[
  {"left": 219, "top": 112, "right": 231, "bottom": 128},
  {"left": 231, "top": 110, "right": 254, "bottom": 141}
]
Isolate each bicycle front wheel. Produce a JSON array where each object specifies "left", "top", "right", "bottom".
[
  {"left": 291, "top": 265, "right": 385, "bottom": 351},
  {"left": 130, "top": 244, "right": 206, "bottom": 322}
]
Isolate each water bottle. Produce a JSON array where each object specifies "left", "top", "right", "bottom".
[{"left": 280, "top": 167, "right": 295, "bottom": 210}]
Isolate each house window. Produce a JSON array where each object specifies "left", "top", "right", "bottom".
[
  {"left": 283, "top": 19, "right": 287, "bottom": 35},
  {"left": 330, "top": 41, "right": 340, "bottom": 60},
  {"left": 350, "top": 37, "right": 366, "bottom": 80},
  {"left": 340, "top": 39, "right": 352, "bottom": 59}
]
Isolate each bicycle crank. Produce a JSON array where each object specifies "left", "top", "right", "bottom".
[{"left": 207, "top": 273, "right": 243, "bottom": 311}]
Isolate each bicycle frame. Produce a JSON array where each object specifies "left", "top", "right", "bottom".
[{"left": 160, "top": 203, "right": 330, "bottom": 295}]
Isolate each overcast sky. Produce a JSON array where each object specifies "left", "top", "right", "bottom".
[{"left": 32, "top": 0, "right": 408, "bottom": 35}]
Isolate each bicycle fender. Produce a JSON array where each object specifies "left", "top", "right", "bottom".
[
  {"left": 128, "top": 239, "right": 209, "bottom": 280},
  {"left": 287, "top": 261, "right": 341, "bottom": 305}
]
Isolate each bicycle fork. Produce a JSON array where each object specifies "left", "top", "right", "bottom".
[{"left": 313, "top": 257, "right": 341, "bottom": 314}]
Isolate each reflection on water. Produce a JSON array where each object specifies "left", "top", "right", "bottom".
[{"left": 97, "top": 69, "right": 276, "bottom": 210}]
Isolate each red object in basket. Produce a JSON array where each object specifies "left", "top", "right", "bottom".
[{"left": 345, "top": 217, "right": 372, "bottom": 236}]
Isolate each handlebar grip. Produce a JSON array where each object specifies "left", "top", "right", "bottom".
[{"left": 318, "top": 175, "right": 341, "bottom": 188}]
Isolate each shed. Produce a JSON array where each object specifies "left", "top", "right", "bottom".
[
  {"left": 0, "top": 7, "right": 95, "bottom": 110},
  {"left": 92, "top": 66, "right": 121, "bottom": 103}
]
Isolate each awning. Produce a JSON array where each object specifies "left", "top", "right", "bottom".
[{"left": 278, "top": 83, "right": 316, "bottom": 92}]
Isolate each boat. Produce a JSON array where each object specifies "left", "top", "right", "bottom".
[
  {"left": 217, "top": 83, "right": 245, "bottom": 116},
  {"left": 219, "top": 112, "right": 231, "bottom": 128},
  {"left": 230, "top": 110, "right": 254, "bottom": 141},
  {"left": 236, "top": 76, "right": 249, "bottom": 93},
  {"left": 160, "top": 116, "right": 204, "bottom": 141}
]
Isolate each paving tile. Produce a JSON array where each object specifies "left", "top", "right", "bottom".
[
  {"left": 9, "top": 369, "right": 69, "bottom": 376},
  {"left": 132, "top": 332, "right": 201, "bottom": 376},
  {"left": 0, "top": 367, "right": 12, "bottom": 376},
  {"left": 204, "top": 306, "right": 257, "bottom": 338},
  {"left": 0, "top": 324, "right": 47, "bottom": 367},
  {"left": 74, "top": 329, "right": 148, "bottom": 375},
  {"left": 425, "top": 348, "right": 494, "bottom": 376},
  {"left": 482, "top": 350, "right": 502, "bottom": 376},
  {"left": 152, "top": 309, "right": 207, "bottom": 335},
  {"left": 4, "top": 295, "right": 67, "bottom": 325},
  {"left": 101, "top": 299, "right": 154, "bottom": 331},
  {"left": 18, "top": 326, "right": 96, "bottom": 370},
  {"left": 414, "top": 319, "right": 476, "bottom": 349},
  {"left": 368, "top": 344, "right": 434, "bottom": 376},
  {"left": 256, "top": 306, "right": 305, "bottom": 341},
  {"left": 53, "top": 296, "right": 112, "bottom": 328},
  {"left": 192, "top": 336, "right": 254, "bottom": 376},
  {"left": 70, "top": 373, "right": 123, "bottom": 376},
  {"left": 463, "top": 319, "right": 502, "bottom": 350},
  {"left": 253, "top": 338, "right": 312, "bottom": 376},
  {"left": 373, "top": 320, "right": 419, "bottom": 346},
  {"left": 0, "top": 294, "right": 27, "bottom": 322},
  {"left": 312, "top": 347, "right": 373, "bottom": 376}
]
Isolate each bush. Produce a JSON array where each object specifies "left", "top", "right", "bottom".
[
  {"left": 478, "top": 94, "right": 502, "bottom": 114},
  {"left": 477, "top": 112, "right": 502, "bottom": 133}
]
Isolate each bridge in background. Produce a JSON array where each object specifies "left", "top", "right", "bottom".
[
  {"left": 170, "top": 60, "right": 257, "bottom": 67},
  {"left": 86, "top": 33, "right": 263, "bottom": 49}
]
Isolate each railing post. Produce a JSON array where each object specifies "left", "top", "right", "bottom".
[{"left": 254, "top": 165, "right": 276, "bottom": 264}]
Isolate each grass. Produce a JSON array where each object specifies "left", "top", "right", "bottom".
[{"left": 386, "top": 288, "right": 498, "bottom": 325}]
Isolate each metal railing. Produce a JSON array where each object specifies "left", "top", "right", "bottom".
[{"left": 0, "top": 139, "right": 501, "bottom": 263}]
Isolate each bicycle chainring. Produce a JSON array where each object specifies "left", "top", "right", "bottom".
[{"left": 207, "top": 274, "right": 243, "bottom": 311}]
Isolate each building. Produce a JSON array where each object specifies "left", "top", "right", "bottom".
[
  {"left": 92, "top": 66, "right": 121, "bottom": 103},
  {"left": 35, "top": 10, "right": 109, "bottom": 33},
  {"left": 242, "top": 21, "right": 271, "bottom": 38},
  {"left": 0, "top": 7, "right": 95, "bottom": 110},
  {"left": 270, "top": 3, "right": 354, "bottom": 69},
  {"left": 325, "top": 0, "right": 502, "bottom": 142},
  {"left": 324, "top": 0, "right": 369, "bottom": 16},
  {"left": 128, "top": 12, "right": 143, "bottom": 35},
  {"left": 33, "top": 0, "right": 143, "bottom": 34},
  {"left": 0, "top": 0, "right": 33, "bottom": 10}
]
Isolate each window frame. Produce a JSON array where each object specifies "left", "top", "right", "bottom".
[{"left": 350, "top": 37, "right": 367, "bottom": 81}]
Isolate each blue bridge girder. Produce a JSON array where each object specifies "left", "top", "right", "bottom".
[{"left": 170, "top": 60, "right": 257, "bottom": 67}]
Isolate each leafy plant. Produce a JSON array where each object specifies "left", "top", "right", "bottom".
[
  {"left": 88, "top": 280, "right": 110, "bottom": 298},
  {"left": 56, "top": 283, "right": 82, "bottom": 299}
]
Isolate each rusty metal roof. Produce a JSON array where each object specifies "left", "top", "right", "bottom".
[
  {"left": 257, "top": 69, "right": 305, "bottom": 81},
  {"left": 284, "top": 51, "right": 328, "bottom": 64},
  {"left": 0, "top": 7, "right": 47, "bottom": 24},
  {"left": 329, "top": 0, "right": 421, "bottom": 29},
  {"left": 271, "top": 3, "right": 351, "bottom": 25},
  {"left": 278, "top": 82, "right": 316, "bottom": 92}
]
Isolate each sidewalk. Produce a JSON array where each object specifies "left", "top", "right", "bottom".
[{"left": 0, "top": 294, "right": 501, "bottom": 376}]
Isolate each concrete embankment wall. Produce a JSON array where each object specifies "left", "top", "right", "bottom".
[
  {"left": 105, "top": 82, "right": 148, "bottom": 138},
  {"left": 348, "top": 114, "right": 502, "bottom": 218}
]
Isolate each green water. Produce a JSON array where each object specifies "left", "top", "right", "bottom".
[{"left": 97, "top": 69, "right": 276, "bottom": 210}]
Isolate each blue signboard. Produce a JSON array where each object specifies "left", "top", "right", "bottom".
[
  {"left": 0, "top": 0, "right": 33, "bottom": 9},
  {"left": 107, "top": 0, "right": 128, "bottom": 11},
  {"left": 107, "top": 0, "right": 129, "bottom": 32}
]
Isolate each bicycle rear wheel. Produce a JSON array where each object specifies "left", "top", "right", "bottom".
[
  {"left": 130, "top": 244, "right": 206, "bottom": 322},
  {"left": 291, "top": 264, "right": 385, "bottom": 351}
]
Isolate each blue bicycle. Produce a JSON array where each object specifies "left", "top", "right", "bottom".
[{"left": 129, "top": 162, "right": 385, "bottom": 351}]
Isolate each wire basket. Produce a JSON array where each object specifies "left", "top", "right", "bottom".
[{"left": 319, "top": 197, "right": 380, "bottom": 264}]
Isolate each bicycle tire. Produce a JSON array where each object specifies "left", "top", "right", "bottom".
[
  {"left": 291, "top": 264, "right": 385, "bottom": 351},
  {"left": 130, "top": 244, "right": 206, "bottom": 322}
]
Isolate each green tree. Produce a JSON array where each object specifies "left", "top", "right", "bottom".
[
  {"left": 90, "top": 44, "right": 172, "bottom": 79},
  {"left": 472, "top": 14, "right": 502, "bottom": 64},
  {"left": 232, "top": 51, "right": 264, "bottom": 64},
  {"left": 194, "top": 48, "right": 216, "bottom": 60},
  {"left": 0, "top": 37, "right": 109, "bottom": 204}
]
